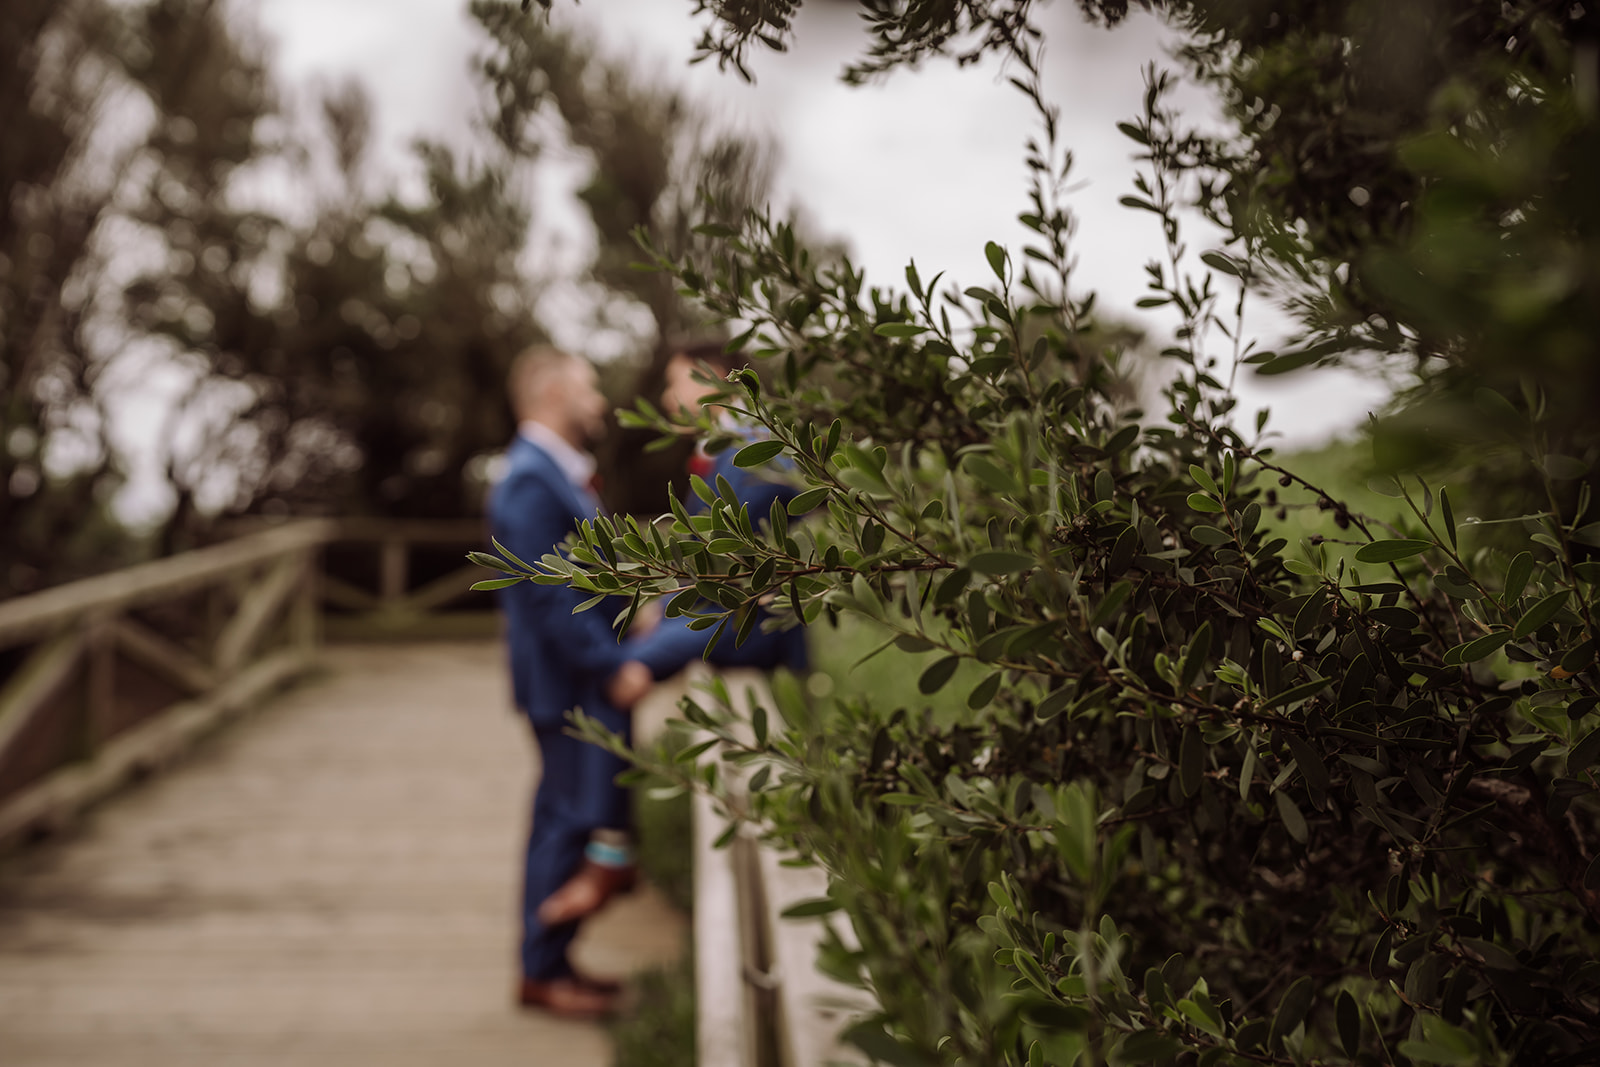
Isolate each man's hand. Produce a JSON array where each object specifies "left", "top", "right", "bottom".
[
  {"left": 605, "top": 660, "right": 653, "bottom": 710},
  {"left": 629, "top": 600, "right": 663, "bottom": 638}
]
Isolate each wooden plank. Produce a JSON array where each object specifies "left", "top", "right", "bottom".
[
  {"left": 289, "top": 559, "right": 319, "bottom": 652},
  {"left": 395, "top": 564, "right": 485, "bottom": 615},
  {"left": 0, "top": 520, "right": 337, "bottom": 651},
  {"left": 111, "top": 616, "right": 217, "bottom": 696},
  {"left": 695, "top": 787, "right": 754, "bottom": 1067},
  {"left": 0, "top": 646, "right": 315, "bottom": 852},
  {"left": 757, "top": 845, "right": 872, "bottom": 1067},
  {"left": 322, "top": 611, "right": 501, "bottom": 644},
  {"left": 214, "top": 554, "right": 306, "bottom": 675},
  {"left": 333, "top": 517, "right": 487, "bottom": 545},
  {"left": 85, "top": 617, "right": 116, "bottom": 754},
  {"left": 0, "top": 629, "right": 88, "bottom": 770},
  {"left": 319, "top": 574, "right": 379, "bottom": 611}
]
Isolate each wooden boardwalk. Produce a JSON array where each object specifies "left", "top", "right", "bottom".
[{"left": 0, "top": 641, "right": 684, "bottom": 1067}]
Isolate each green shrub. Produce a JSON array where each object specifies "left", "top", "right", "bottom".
[
  {"left": 635, "top": 766, "right": 693, "bottom": 915},
  {"left": 480, "top": 5, "right": 1600, "bottom": 1065},
  {"left": 611, "top": 947, "right": 695, "bottom": 1067}
]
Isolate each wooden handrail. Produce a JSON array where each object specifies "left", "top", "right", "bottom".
[
  {"left": 0, "top": 518, "right": 496, "bottom": 650},
  {"left": 0, "top": 515, "right": 500, "bottom": 851},
  {"left": 0, "top": 521, "right": 337, "bottom": 650}
]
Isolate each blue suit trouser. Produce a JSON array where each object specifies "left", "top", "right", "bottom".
[{"left": 521, "top": 702, "right": 632, "bottom": 980}]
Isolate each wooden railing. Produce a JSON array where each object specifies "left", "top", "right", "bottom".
[
  {"left": 680, "top": 669, "right": 870, "bottom": 1067},
  {"left": 0, "top": 518, "right": 493, "bottom": 851}
]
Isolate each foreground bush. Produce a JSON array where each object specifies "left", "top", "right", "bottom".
[{"left": 481, "top": 4, "right": 1600, "bottom": 1064}]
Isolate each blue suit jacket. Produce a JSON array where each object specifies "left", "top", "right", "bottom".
[{"left": 488, "top": 435, "right": 631, "bottom": 731}]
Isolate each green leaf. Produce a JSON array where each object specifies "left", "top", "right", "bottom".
[
  {"left": 965, "top": 455, "right": 1018, "bottom": 494},
  {"left": 1568, "top": 728, "right": 1600, "bottom": 773},
  {"left": 1269, "top": 975, "right": 1314, "bottom": 1049},
  {"left": 1284, "top": 732, "right": 1330, "bottom": 797},
  {"left": 1354, "top": 539, "right": 1432, "bottom": 563},
  {"left": 1336, "top": 989, "right": 1361, "bottom": 1058},
  {"left": 1186, "top": 492, "right": 1224, "bottom": 514},
  {"left": 1200, "top": 250, "right": 1242, "bottom": 277},
  {"left": 968, "top": 671, "right": 1003, "bottom": 709},
  {"left": 1447, "top": 630, "right": 1514, "bottom": 664},
  {"left": 1263, "top": 676, "right": 1331, "bottom": 710},
  {"left": 1188, "top": 464, "right": 1219, "bottom": 496},
  {"left": 470, "top": 577, "right": 522, "bottom": 591},
  {"left": 919, "top": 656, "right": 960, "bottom": 695},
  {"left": 984, "top": 240, "right": 1007, "bottom": 280},
  {"left": 873, "top": 322, "right": 927, "bottom": 338},
  {"left": 1504, "top": 551, "right": 1534, "bottom": 602},
  {"left": 1514, "top": 590, "right": 1571, "bottom": 639},
  {"left": 1275, "top": 790, "right": 1308, "bottom": 843},
  {"left": 1179, "top": 726, "right": 1204, "bottom": 797},
  {"left": 781, "top": 897, "right": 839, "bottom": 918},
  {"left": 841, "top": 1022, "right": 929, "bottom": 1067},
  {"left": 969, "top": 550, "right": 1036, "bottom": 575},
  {"left": 1120, "top": 1032, "right": 1181, "bottom": 1059},
  {"left": 1035, "top": 686, "right": 1074, "bottom": 720},
  {"left": 1177, "top": 995, "right": 1224, "bottom": 1037},
  {"left": 1461, "top": 937, "right": 1519, "bottom": 971},
  {"left": 733, "top": 439, "right": 785, "bottom": 467},
  {"left": 1255, "top": 349, "right": 1323, "bottom": 375},
  {"left": 572, "top": 593, "right": 608, "bottom": 614},
  {"left": 1543, "top": 454, "right": 1590, "bottom": 480},
  {"left": 934, "top": 568, "right": 971, "bottom": 605},
  {"left": 1013, "top": 948, "right": 1051, "bottom": 994},
  {"left": 1585, "top": 854, "right": 1600, "bottom": 892},
  {"left": 1440, "top": 487, "right": 1458, "bottom": 549},
  {"left": 787, "top": 486, "right": 829, "bottom": 514},
  {"left": 1090, "top": 580, "right": 1133, "bottom": 629},
  {"left": 1398, "top": 1014, "right": 1481, "bottom": 1066},
  {"left": 490, "top": 537, "right": 533, "bottom": 571},
  {"left": 1180, "top": 622, "right": 1212, "bottom": 692}
]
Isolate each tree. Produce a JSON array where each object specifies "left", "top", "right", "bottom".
[
  {"left": 0, "top": 0, "right": 148, "bottom": 594},
  {"left": 473, "top": 0, "right": 777, "bottom": 514},
  {"left": 483, "top": 3, "right": 1600, "bottom": 1064}
]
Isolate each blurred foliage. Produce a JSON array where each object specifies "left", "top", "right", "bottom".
[
  {"left": 1, "top": 0, "right": 144, "bottom": 594},
  {"left": 610, "top": 945, "right": 696, "bottom": 1067},
  {"left": 474, "top": 0, "right": 778, "bottom": 516},
  {"left": 2, "top": 0, "right": 775, "bottom": 595},
  {"left": 635, "top": 741, "right": 695, "bottom": 915}
]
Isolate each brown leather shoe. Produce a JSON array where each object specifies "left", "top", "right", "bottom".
[
  {"left": 571, "top": 969, "right": 623, "bottom": 995},
  {"left": 517, "top": 975, "right": 620, "bottom": 1019},
  {"left": 536, "top": 860, "right": 639, "bottom": 926}
]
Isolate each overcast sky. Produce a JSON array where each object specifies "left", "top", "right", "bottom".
[{"left": 250, "top": 0, "right": 1391, "bottom": 447}]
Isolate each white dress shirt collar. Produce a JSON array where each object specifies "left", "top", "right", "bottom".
[{"left": 519, "top": 420, "right": 596, "bottom": 490}]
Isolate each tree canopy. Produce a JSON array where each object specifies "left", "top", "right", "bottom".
[{"left": 1, "top": 0, "right": 771, "bottom": 593}]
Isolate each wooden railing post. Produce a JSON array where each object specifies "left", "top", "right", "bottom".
[
  {"left": 291, "top": 547, "right": 320, "bottom": 653},
  {"left": 84, "top": 613, "right": 117, "bottom": 757},
  {"left": 0, "top": 520, "right": 336, "bottom": 849},
  {"left": 379, "top": 539, "right": 408, "bottom": 607}
]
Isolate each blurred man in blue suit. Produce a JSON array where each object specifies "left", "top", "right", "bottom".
[
  {"left": 489, "top": 345, "right": 654, "bottom": 1019},
  {"left": 631, "top": 342, "right": 808, "bottom": 678}
]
